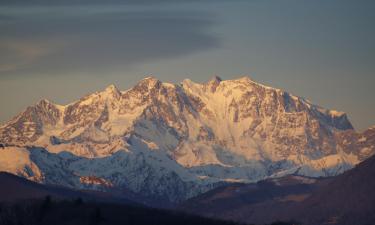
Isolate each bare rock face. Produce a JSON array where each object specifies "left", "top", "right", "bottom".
[
  {"left": 0, "top": 76, "right": 373, "bottom": 203},
  {"left": 0, "top": 99, "right": 61, "bottom": 144},
  {"left": 336, "top": 126, "right": 375, "bottom": 161}
]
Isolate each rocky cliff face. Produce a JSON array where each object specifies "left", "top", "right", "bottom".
[{"left": 0, "top": 76, "right": 373, "bottom": 202}]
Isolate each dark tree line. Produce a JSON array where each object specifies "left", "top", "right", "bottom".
[{"left": 0, "top": 196, "right": 299, "bottom": 225}]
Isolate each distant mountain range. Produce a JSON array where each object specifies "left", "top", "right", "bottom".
[{"left": 0, "top": 76, "right": 374, "bottom": 203}]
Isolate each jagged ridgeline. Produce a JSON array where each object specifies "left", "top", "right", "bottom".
[{"left": 0, "top": 76, "right": 374, "bottom": 203}]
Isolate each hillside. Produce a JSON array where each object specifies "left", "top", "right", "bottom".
[
  {"left": 179, "top": 154, "right": 375, "bottom": 225},
  {"left": 0, "top": 171, "right": 137, "bottom": 205}
]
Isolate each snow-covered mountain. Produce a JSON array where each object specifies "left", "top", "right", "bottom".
[{"left": 0, "top": 76, "right": 374, "bottom": 202}]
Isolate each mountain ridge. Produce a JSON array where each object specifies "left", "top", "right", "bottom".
[{"left": 0, "top": 76, "right": 373, "bottom": 202}]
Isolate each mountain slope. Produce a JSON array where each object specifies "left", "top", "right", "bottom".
[
  {"left": 290, "top": 152, "right": 375, "bottom": 225},
  {"left": 179, "top": 154, "right": 375, "bottom": 225},
  {"left": 0, "top": 76, "right": 374, "bottom": 202},
  {"left": 0, "top": 171, "right": 137, "bottom": 205},
  {"left": 0, "top": 173, "right": 246, "bottom": 225},
  {"left": 179, "top": 175, "right": 328, "bottom": 224}
]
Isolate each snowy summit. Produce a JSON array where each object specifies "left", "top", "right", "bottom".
[{"left": 0, "top": 76, "right": 374, "bottom": 202}]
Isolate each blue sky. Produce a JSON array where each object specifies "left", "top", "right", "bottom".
[{"left": 0, "top": 0, "right": 374, "bottom": 130}]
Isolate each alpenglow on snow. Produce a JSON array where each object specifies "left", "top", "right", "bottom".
[{"left": 0, "top": 76, "right": 374, "bottom": 202}]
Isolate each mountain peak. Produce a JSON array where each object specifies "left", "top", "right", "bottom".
[
  {"left": 208, "top": 75, "right": 222, "bottom": 83},
  {"left": 138, "top": 76, "right": 160, "bottom": 85},
  {"left": 235, "top": 76, "right": 266, "bottom": 86},
  {"left": 103, "top": 84, "right": 120, "bottom": 95},
  {"left": 206, "top": 76, "right": 222, "bottom": 92},
  {"left": 134, "top": 76, "right": 161, "bottom": 91},
  {"left": 236, "top": 76, "right": 253, "bottom": 82},
  {"left": 35, "top": 98, "right": 56, "bottom": 109},
  {"left": 97, "top": 84, "right": 121, "bottom": 99},
  {"left": 142, "top": 76, "right": 159, "bottom": 82},
  {"left": 38, "top": 98, "right": 50, "bottom": 104},
  {"left": 104, "top": 84, "right": 118, "bottom": 92}
]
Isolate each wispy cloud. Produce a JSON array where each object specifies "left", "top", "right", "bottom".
[
  {"left": 0, "top": 39, "right": 66, "bottom": 72},
  {"left": 0, "top": 5, "right": 219, "bottom": 76}
]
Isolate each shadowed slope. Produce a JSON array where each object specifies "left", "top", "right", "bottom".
[
  {"left": 0, "top": 172, "right": 136, "bottom": 205},
  {"left": 180, "top": 154, "right": 375, "bottom": 225},
  {"left": 291, "top": 154, "right": 375, "bottom": 225}
]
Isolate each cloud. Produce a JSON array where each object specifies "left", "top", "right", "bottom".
[
  {"left": 0, "top": 5, "right": 219, "bottom": 76},
  {"left": 0, "top": 0, "right": 220, "bottom": 6},
  {"left": 0, "top": 39, "right": 66, "bottom": 72}
]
